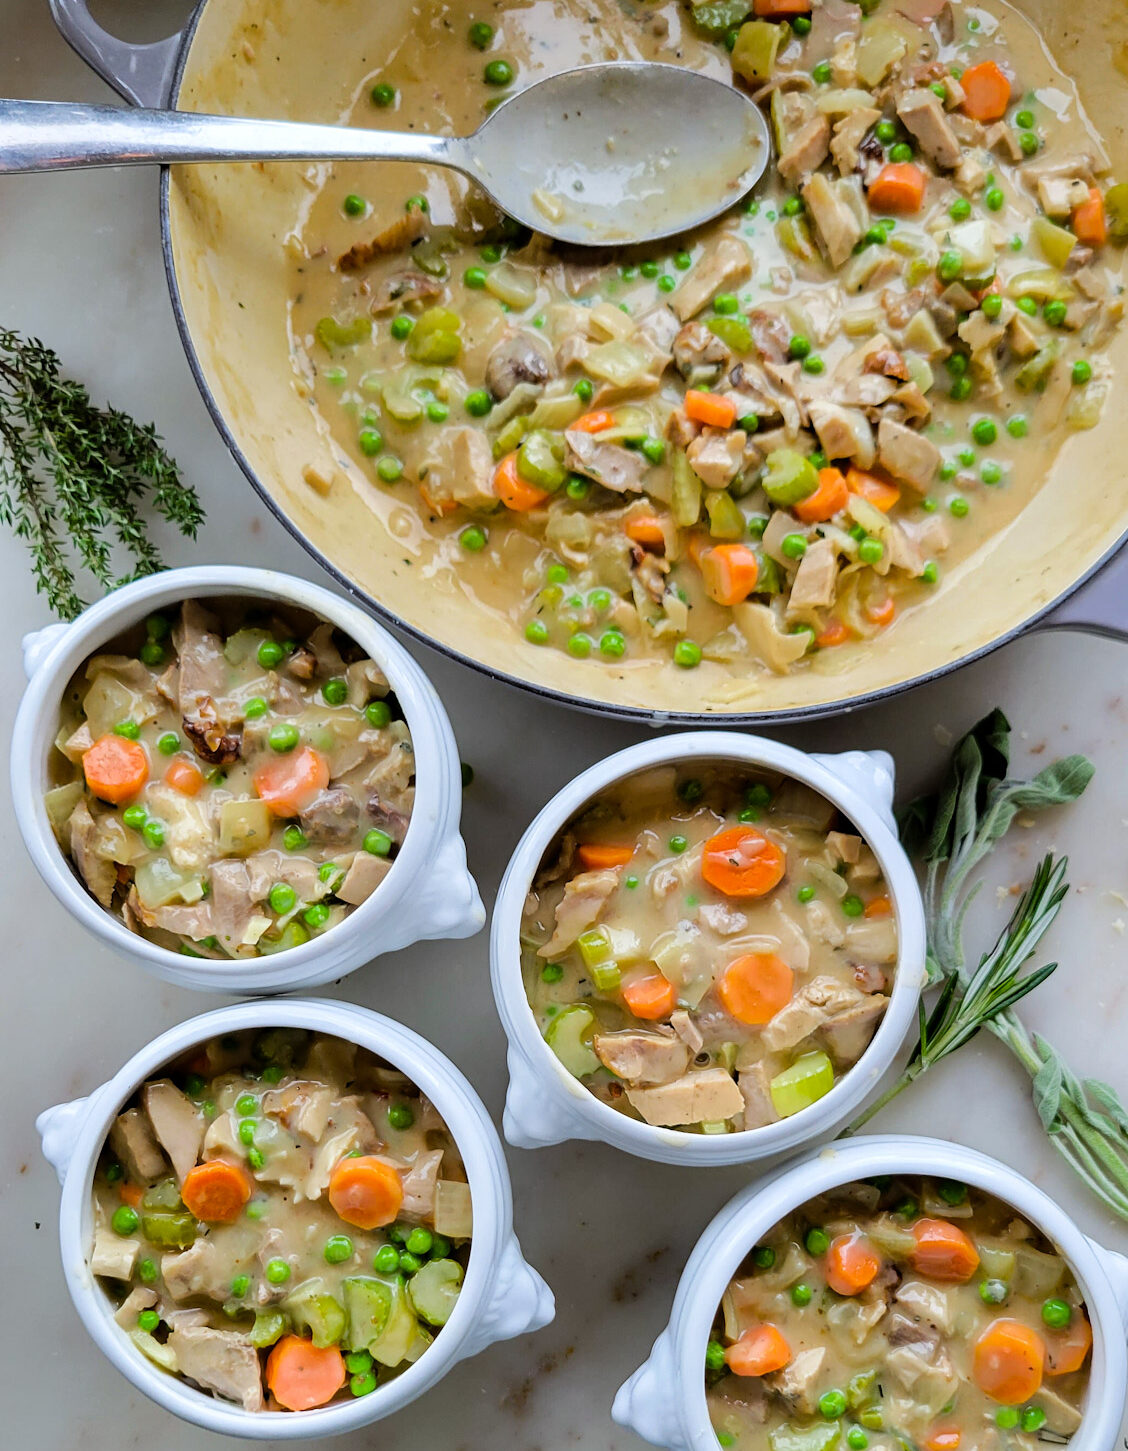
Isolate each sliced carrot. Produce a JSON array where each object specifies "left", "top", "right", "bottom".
[
  {"left": 796, "top": 467, "right": 849, "bottom": 524},
  {"left": 181, "top": 1160, "right": 253, "bottom": 1224},
  {"left": 865, "top": 596, "right": 897, "bottom": 628},
  {"left": 846, "top": 466, "right": 900, "bottom": 513},
  {"left": 328, "top": 1155, "right": 403, "bottom": 1231},
  {"left": 625, "top": 513, "right": 668, "bottom": 549},
  {"left": 82, "top": 734, "right": 149, "bottom": 805},
  {"left": 816, "top": 618, "right": 851, "bottom": 648},
  {"left": 909, "top": 1218, "right": 980, "bottom": 1282},
  {"left": 753, "top": 0, "right": 811, "bottom": 14},
  {"left": 266, "top": 1335, "right": 346, "bottom": 1411},
  {"left": 702, "top": 826, "right": 786, "bottom": 899},
  {"left": 868, "top": 162, "right": 926, "bottom": 214},
  {"left": 864, "top": 895, "right": 893, "bottom": 918},
  {"left": 253, "top": 745, "right": 330, "bottom": 818},
  {"left": 622, "top": 973, "right": 678, "bottom": 1021},
  {"left": 493, "top": 451, "right": 549, "bottom": 512},
  {"left": 164, "top": 757, "right": 204, "bottom": 797},
  {"left": 1045, "top": 1312, "right": 1093, "bottom": 1376},
  {"left": 577, "top": 843, "right": 635, "bottom": 870},
  {"left": 1072, "top": 187, "right": 1108, "bottom": 248},
  {"left": 924, "top": 1426, "right": 961, "bottom": 1451},
  {"left": 570, "top": 409, "right": 617, "bottom": 434},
  {"left": 725, "top": 1324, "right": 792, "bottom": 1376},
  {"left": 961, "top": 61, "right": 1011, "bottom": 122},
  {"left": 684, "top": 390, "right": 737, "bottom": 429},
  {"left": 717, "top": 952, "right": 793, "bottom": 1025},
  {"left": 825, "top": 1233, "right": 883, "bottom": 1296},
  {"left": 119, "top": 1182, "right": 143, "bottom": 1208},
  {"left": 701, "top": 543, "right": 761, "bottom": 607},
  {"left": 973, "top": 1318, "right": 1045, "bottom": 1405}
]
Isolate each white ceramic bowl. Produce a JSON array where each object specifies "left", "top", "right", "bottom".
[
  {"left": 36, "top": 997, "right": 555, "bottom": 1439},
  {"left": 490, "top": 733, "right": 926, "bottom": 1167},
  {"left": 11, "top": 566, "right": 485, "bottom": 992},
  {"left": 614, "top": 1135, "right": 1128, "bottom": 1451}
]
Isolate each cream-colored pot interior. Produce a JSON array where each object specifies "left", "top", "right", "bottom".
[{"left": 167, "top": 0, "right": 1128, "bottom": 719}]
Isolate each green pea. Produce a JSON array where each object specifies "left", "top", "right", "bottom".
[
  {"left": 713, "top": 293, "right": 740, "bottom": 315},
  {"left": 847, "top": 1430, "right": 868, "bottom": 1450},
  {"left": 406, "top": 1227, "right": 433, "bottom": 1256},
  {"left": 981, "top": 293, "right": 1003, "bottom": 320},
  {"left": 122, "top": 804, "right": 147, "bottom": 831},
  {"left": 802, "top": 355, "right": 825, "bottom": 375},
  {"left": 525, "top": 619, "right": 549, "bottom": 645},
  {"left": 1020, "top": 130, "right": 1040, "bottom": 156},
  {"left": 949, "top": 197, "right": 972, "bottom": 222},
  {"left": 971, "top": 417, "right": 997, "bottom": 446},
  {"left": 819, "top": 1390, "right": 848, "bottom": 1420},
  {"left": 268, "top": 882, "right": 297, "bottom": 917},
  {"left": 1016, "top": 295, "right": 1038, "bottom": 317},
  {"left": 112, "top": 1206, "right": 139, "bottom": 1236},
  {"left": 139, "top": 1257, "right": 158, "bottom": 1283},
  {"left": 373, "top": 1244, "right": 400, "bottom": 1273},
  {"left": 996, "top": 1408, "right": 1020, "bottom": 1430},
  {"left": 889, "top": 142, "right": 914, "bottom": 163},
  {"left": 281, "top": 825, "right": 306, "bottom": 853},
  {"left": 1016, "top": 108, "right": 1035, "bottom": 129},
  {"left": 324, "top": 1234, "right": 354, "bottom": 1265},
  {"left": 152, "top": 732, "right": 180, "bottom": 758},
  {"left": 345, "top": 1350, "right": 373, "bottom": 1375},
  {"left": 875, "top": 120, "right": 897, "bottom": 144},
  {"left": 842, "top": 894, "right": 864, "bottom": 917},
  {"left": 357, "top": 426, "right": 383, "bottom": 457},
  {"left": 244, "top": 696, "right": 268, "bottom": 720},
  {"left": 484, "top": 59, "right": 514, "bottom": 86},
  {"left": 238, "top": 1118, "right": 257, "bottom": 1146},
  {"left": 1042, "top": 1297, "right": 1072, "bottom": 1329},
  {"left": 112, "top": 720, "right": 140, "bottom": 740},
  {"left": 343, "top": 193, "right": 367, "bottom": 218},
  {"left": 805, "top": 1227, "right": 830, "bottom": 1256},
  {"left": 390, "top": 315, "right": 414, "bottom": 341},
  {"left": 812, "top": 60, "right": 832, "bottom": 84},
  {"left": 426, "top": 400, "right": 449, "bottom": 424},
  {"left": 1044, "top": 299, "right": 1068, "bottom": 328},
  {"left": 301, "top": 903, "right": 330, "bottom": 930},
  {"left": 142, "top": 819, "right": 165, "bottom": 850},
  {"left": 788, "top": 334, "right": 811, "bottom": 360},
  {"left": 985, "top": 187, "right": 1005, "bottom": 212},
  {"left": 657, "top": 274, "right": 676, "bottom": 293},
  {"left": 463, "top": 265, "right": 488, "bottom": 290},
  {"left": 460, "top": 524, "right": 488, "bottom": 553},
  {"left": 137, "top": 1309, "right": 160, "bottom": 1333},
  {"left": 797, "top": 885, "right": 816, "bottom": 904},
  {"left": 949, "top": 496, "right": 969, "bottom": 517},
  {"left": 541, "top": 963, "right": 565, "bottom": 986},
  {"left": 921, "top": 562, "right": 939, "bottom": 584},
  {"left": 230, "top": 1273, "right": 250, "bottom": 1297},
  {"left": 257, "top": 639, "right": 284, "bottom": 670},
  {"left": 388, "top": 1102, "right": 414, "bottom": 1131},
  {"left": 351, "top": 1371, "right": 378, "bottom": 1397},
  {"left": 1006, "top": 415, "right": 1028, "bottom": 439},
  {"left": 568, "top": 633, "right": 593, "bottom": 659},
  {"left": 404, "top": 194, "right": 429, "bottom": 214},
  {"left": 938, "top": 250, "right": 962, "bottom": 282},
  {"left": 950, "top": 376, "right": 973, "bottom": 402},
  {"left": 139, "top": 641, "right": 165, "bottom": 667},
  {"left": 573, "top": 377, "right": 594, "bottom": 403},
  {"left": 600, "top": 630, "right": 626, "bottom": 658},
  {"left": 318, "top": 678, "right": 347, "bottom": 708},
  {"left": 792, "top": 13, "right": 812, "bottom": 33},
  {"left": 669, "top": 834, "right": 688, "bottom": 854},
  {"left": 265, "top": 1259, "right": 291, "bottom": 1285},
  {"left": 791, "top": 1282, "right": 813, "bottom": 1307},
  {"left": 673, "top": 639, "right": 702, "bottom": 669},
  {"left": 937, "top": 1180, "right": 968, "bottom": 1205},
  {"left": 376, "top": 456, "right": 403, "bottom": 483},
  {"left": 1022, "top": 1407, "right": 1047, "bottom": 1433},
  {"left": 705, "top": 1339, "right": 726, "bottom": 1372},
  {"left": 468, "top": 19, "right": 494, "bottom": 48},
  {"left": 364, "top": 828, "right": 393, "bottom": 857},
  {"left": 365, "top": 699, "right": 392, "bottom": 729},
  {"left": 981, "top": 461, "right": 1003, "bottom": 485},
  {"left": 858, "top": 538, "right": 884, "bottom": 565},
  {"left": 465, "top": 389, "right": 493, "bottom": 417},
  {"left": 640, "top": 436, "right": 666, "bottom": 466},
  {"left": 261, "top": 1064, "right": 284, "bottom": 1085},
  {"left": 620, "top": 264, "right": 638, "bottom": 282},
  {"left": 398, "top": 1250, "right": 422, "bottom": 1273},
  {"left": 370, "top": 82, "right": 396, "bottom": 107},
  {"left": 1072, "top": 360, "right": 1093, "bottom": 386},
  {"left": 268, "top": 723, "right": 299, "bottom": 753},
  {"left": 781, "top": 534, "right": 807, "bottom": 560}
]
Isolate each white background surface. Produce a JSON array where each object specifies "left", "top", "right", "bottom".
[{"left": 2, "top": 2, "right": 1127, "bottom": 1445}]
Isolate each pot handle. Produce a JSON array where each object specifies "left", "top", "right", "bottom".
[
  {"left": 48, "top": 0, "right": 183, "bottom": 109},
  {"left": 810, "top": 750, "right": 896, "bottom": 835},
  {"left": 1086, "top": 1237, "right": 1128, "bottom": 1335},
  {"left": 409, "top": 836, "right": 485, "bottom": 943},
  {"left": 612, "top": 1329, "right": 689, "bottom": 1451},
  {"left": 37, "top": 1095, "right": 91, "bottom": 1186},
  {"left": 1035, "top": 541, "right": 1128, "bottom": 642},
  {"left": 22, "top": 622, "right": 70, "bottom": 682},
  {"left": 502, "top": 1046, "right": 600, "bottom": 1150},
  {"left": 460, "top": 1236, "right": 555, "bottom": 1359}
]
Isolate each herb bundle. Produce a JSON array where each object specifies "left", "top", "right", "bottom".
[
  {"left": 0, "top": 328, "right": 204, "bottom": 620},
  {"left": 849, "top": 710, "right": 1128, "bottom": 1221}
]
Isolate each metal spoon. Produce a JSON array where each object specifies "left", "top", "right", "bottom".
[{"left": 0, "top": 63, "right": 770, "bottom": 247}]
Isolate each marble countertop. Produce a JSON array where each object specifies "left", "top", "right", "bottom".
[{"left": 2, "top": 2, "right": 1127, "bottom": 1444}]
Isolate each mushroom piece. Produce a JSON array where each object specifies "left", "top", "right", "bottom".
[{"left": 484, "top": 330, "right": 553, "bottom": 400}]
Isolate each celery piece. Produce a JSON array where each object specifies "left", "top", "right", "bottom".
[
  {"left": 847, "top": 1370, "right": 877, "bottom": 1409},
  {"left": 777, "top": 215, "right": 817, "bottom": 262},
  {"left": 770, "top": 1051, "right": 835, "bottom": 1118},
  {"left": 342, "top": 1278, "right": 394, "bottom": 1353},
  {"left": 248, "top": 1309, "right": 289, "bottom": 1349},
  {"left": 948, "top": 220, "right": 996, "bottom": 280},
  {"left": 516, "top": 429, "right": 567, "bottom": 491},
  {"left": 406, "top": 308, "right": 462, "bottom": 365},
  {"left": 577, "top": 926, "right": 613, "bottom": 971},
  {"left": 544, "top": 1004, "right": 600, "bottom": 1077},
  {"left": 977, "top": 1244, "right": 1016, "bottom": 1280},
  {"left": 369, "top": 1277, "right": 421, "bottom": 1368},
  {"left": 856, "top": 26, "right": 907, "bottom": 88},
  {"left": 382, "top": 375, "right": 424, "bottom": 424},
  {"left": 492, "top": 413, "right": 531, "bottom": 459},
  {"left": 316, "top": 315, "right": 372, "bottom": 351},
  {"left": 483, "top": 262, "right": 536, "bottom": 309},
  {"left": 756, "top": 553, "right": 784, "bottom": 595},
  {"left": 590, "top": 960, "right": 622, "bottom": 992},
  {"left": 1012, "top": 1244, "right": 1066, "bottom": 1299},
  {"left": 129, "top": 1328, "right": 178, "bottom": 1373},
  {"left": 705, "top": 491, "right": 746, "bottom": 540},
  {"left": 407, "top": 1258, "right": 463, "bottom": 1327},
  {"left": 285, "top": 1288, "right": 346, "bottom": 1348},
  {"left": 770, "top": 1423, "right": 841, "bottom": 1451},
  {"left": 1031, "top": 216, "right": 1077, "bottom": 270},
  {"left": 672, "top": 448, "right": 702, "bottom": 527},
  {"left": 1106, "top": 183, "right": 1128, "bottom": 241},
  {"left": 257, "top": 921, "right": 311, "bottom": 955},
  {"left": 731, "top": 19, "right": 782, "bottom": 84},
  {"left": 1015, "top": 340, "right": 1062, "bottom": 393},
  {"left": 141, "top": 1177, "right": 182, "bottom": 1212},
  {"left": 140, "top": 1212, "right": 197, "bottom": 1249},
  {"left": 706, "top": 315, "right": 755, "bottom": 355},
  {"left": 693, "top": 0, "right": 751, "bottom": 40},
  {"left": 762, "top": 449, "right": 818, "bottom": 506}
]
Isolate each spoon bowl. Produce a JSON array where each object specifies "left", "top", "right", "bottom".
[{"left": 0, "top": 63, "right": 771, "bottom": 246}]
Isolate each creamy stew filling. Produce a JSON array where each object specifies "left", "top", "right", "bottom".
[
  {"left": 289, "top": 0, "right": 1126, "bottom": 676},
  {"left": 522, "top": 762, "right": 896, "bottom": 1131},
  {"left": 46, "top": 599, "right": 414, "bottom": 959},
  {"left": 707, "top": 1176, "right": 1091, "bottom": 1450},
  {"left": 91, "top": 1031, "right": 471, "bottom": 1412}
]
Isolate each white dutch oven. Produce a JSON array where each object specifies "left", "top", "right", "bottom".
[
  {"left": 491, "top": 733, "right": 926, "bottom": 1166},
  {"left": 36, "top": 997, "right": 555, "bottom": 1439},
  {"left": 614, "top": 1136, "right": 1128, "bottom": 1451},
  {"left": 11, "top": 565, "right": 485, "bottom": 993}
]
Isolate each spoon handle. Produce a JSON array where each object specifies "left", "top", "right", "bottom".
[{"left": 0, "top": 99, "right": 466, "bottom": 175}]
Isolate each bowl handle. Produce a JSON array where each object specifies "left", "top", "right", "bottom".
[
  {"left": 460, "top": 1236, "right": 555, "bottom": 1358},
  {"left": 503, "top": 1046, "right": 600, "bottom": 1150},
  {"left": 36, "top": 1095, "right": 91, "bottom": 1186},
  {"left": 22, "top": 622, "right": 70, "bottom": 682},
  {"left": 612, "top": 1329, "right": 688, "bottom": 1451},
  {"left": 1086, "top": 1237, "right": 1128, "bottom": 1334},
  {"left": 408, "top": 835, "right": 485, "bottom": 942},
  {"left": 810, "top": 750, "right": 896, "bottom": 834},
  {"left": 47, "top": 0, "right": 183, "bottom": 109}
]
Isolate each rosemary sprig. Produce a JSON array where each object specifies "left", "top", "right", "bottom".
[
  {"left": 0, "top": 328, "right": 204, "bottom": 620},
  {"left": 849, "top": 710, "right": 1128, "bottom": 1222}
]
